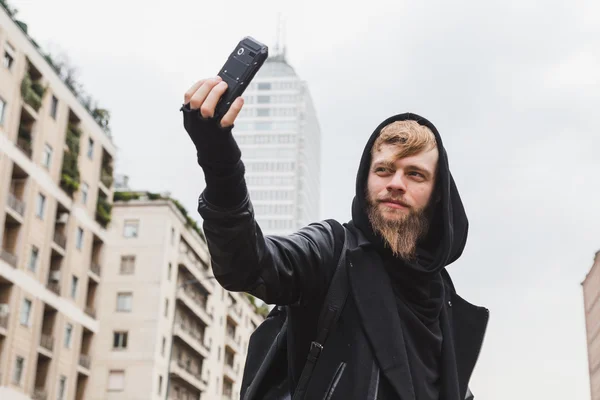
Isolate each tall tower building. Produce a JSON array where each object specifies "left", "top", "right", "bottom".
[
  {"left": 0, "top": 5, "right": 116, "bottom": 400},
  {"left": 582, "top": 251, "right": 600, "bottom": 400},
  {"left": 88, "top": 190, "right": 265, "bottom": 400},
  {"left": 233, "top": 49, "right": 322, "bottom": 235}
]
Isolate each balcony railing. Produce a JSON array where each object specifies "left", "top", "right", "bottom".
[
  {"left": 40, "top": 334, "right": 54, "bottom": 352},
  {"left": 79, "top": 354, "right": 91, "bottom": 369},
  {"left": 0, "top": 248, "right": 17, "bottom": 268},
  {"left": 174, "top": 320, "right": 210, "bottom": 353},
  {"left": 101, "top": 170, "right": 113, "bottom": 188},
  {"left": 46, "top": 281, "right": 60, "bottom": 295},
  {"left": 7, "top": 192, "right": 25, "bottom": 216},
  {"left": 16, "top": 138, "right": 32, "bottom": 159},
  {"left": 84, "top": 306, "right": 96, "bottom": 319},
  {"left": 90, "top": 262, "right": 101, "bottom": 276},
  {"left": 0, "top": 314, "right": 8, "bottom": 329},
  {"left": 53, "top": 231, "right": 67, "bottom": 249},
  {"left": 32, "top": 388, "right": 47, "bottom": 400}
]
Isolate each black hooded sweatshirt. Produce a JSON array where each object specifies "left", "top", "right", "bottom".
[
  {"left": 182, "top": 105, "right": 469, "bottom": 399},
  {"left": 347, "top": 112, "right": 469, "bottom": 399}
]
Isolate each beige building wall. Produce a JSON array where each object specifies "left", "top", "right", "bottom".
[
  {"left": 583, "top": 251, "right": 600, "bottom": 400},
  {"left": 0, "top": 5, "right": 116, "bottom": 400},
  {"left": 90, "top": 197, "right": 263, "bottom": 400}
]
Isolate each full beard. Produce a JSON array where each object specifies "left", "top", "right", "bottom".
[{"left": 367, "top": 199, "right": 431, "bottom": 261}]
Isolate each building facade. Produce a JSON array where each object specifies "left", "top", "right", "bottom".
[
  {"left": 89, "top": 193, "right": 264, "bottom": 400},
  {"left": 233, "top": 52, "right": 322, "bottom": 235},
  {"left": 583, "top": 251, "right": 600, "bottom": 400},
  {"left": 0, "top": 5, "right": 116, "bottom": 400}
]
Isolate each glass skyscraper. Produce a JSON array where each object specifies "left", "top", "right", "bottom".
[{"left": 233, "top": 52, "right": 321, "bottom": 235}]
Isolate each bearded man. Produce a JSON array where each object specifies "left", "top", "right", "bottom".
[{"left": 181, "top": 76, "right": 489, "bottom": 400}]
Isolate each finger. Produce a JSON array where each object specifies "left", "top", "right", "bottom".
[
  {"left": 184, "top": 79, "right": 207, "bottom": 103},
  {"left": 188, "top": 76, "right": 222, "bottom": 112},
  {"left": 200, "top": 81, "right": 228, "bottom": 119},
  {"left": 220, "top": 97, "right": 244, "bottom": 128}
]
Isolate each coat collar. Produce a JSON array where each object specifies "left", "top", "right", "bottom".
[{"left": 346, "top": 231, "right": 489, "bottom": 399}]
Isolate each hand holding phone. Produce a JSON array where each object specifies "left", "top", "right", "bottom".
[{"left": 183, "top": 36, "right": 268, "bottom": 128}]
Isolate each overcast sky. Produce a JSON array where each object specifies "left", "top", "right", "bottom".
[{"left": 10, "top": 0, "right": 600, "bottom": 398}]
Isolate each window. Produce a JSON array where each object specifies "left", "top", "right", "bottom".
[
  {"left": 13, "top": 356, "right": 24, "bottom": 385},
  {"left": 71, "top": 276, "right": 79, "bottom": 299},
  {"left": 171, "top": 227, "right": 176, "bottom": 245},
  {"left": 158, "top": 375, "right": 163, "bottom": 395},
  {"left": 57, "top": 375, "right": 67, "bottom": 400},
  {"left": 164, "top": 299, "right": 169, "bottom": 317},
  {"left": 257, "top": 95, "right": 270, "bottom": 104},
  {"left": 116, "top": 293, "right": 132, "bottom": 312},
  {"left": 257, "top": 82, "right": 271, "bottom": 90},
  {"left": 107, "top": 370, "right": 125, "bottom": 391},
  {"left": 76, "top": 227, "right": 84, "bottom": 250},
  {"left": 3, "top": 43, "right": 14, "bottom": 70},
  {"left": 20, "top": 299, "right": 32, "bottom": 326},
  {"left": 28, "top": 246, "right": 39, "bottom": 272},
  {"left": 113, "top": 332, "right": 128, "bottom": 349},
  {"left": 123, "top": 220, "right": 139, "bottom": 238},
  {"left": 64, "top": 323, "right": 73, "bottom": 348},
  {"left": 218, "top": 346, "right": 221, "bottom": 361},
  {"left": 35, "top": 193, "right": 46, "bottom": 218},
  {"left": 161, "top": 337, "right": 166, "bottom": 356},
  {"left": 42, "top": 143, "right": 52, "bottom": 168},
  {"left": 167, "top": 263, "right": 172, "bottom": 280},
  {"left": 255, "top": 121, "right": 272, "bottom": 131},
  {"left": 257, "top": 108, "right": 270, "bottom": 117},
  {"left": 50, "top": 96, "right": 58, "bottom": 119},
  {"left": 119, "top": 255, "right": 135, "bottom": 275},
  {"left": 81, "top": 182, "right": 89, "bottom": 204},
  {"left": 87, "top": 138, "right": 94, "bottom": 159},
  {"left": 0, "top": 97, "right": 6, "bottom": 125}
]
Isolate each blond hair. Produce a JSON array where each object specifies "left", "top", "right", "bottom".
[{"left": 372, "top": 120, "right": 437, "bottom": 160}]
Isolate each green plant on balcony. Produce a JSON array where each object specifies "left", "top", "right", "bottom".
[
  {"left": 92, "top": 108, "right": 111, "bottom": 135},
  {"left": 95, "top": 196, "right": 112, "bottom": 228},
  {"left": 113, "top": 191, "right": 140, "bottom": 202},
  {"left": 20, "top": 72, "right": 45, "bottom": 112},
  {"left": 60, "top": 124, "right": 81, "bottom": 196}
]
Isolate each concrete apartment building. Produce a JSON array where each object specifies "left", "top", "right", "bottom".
[
  {"left": 583, "top": 251, "right": 600, "bottom": 400},
  {"left": 0, "top": 4, "right": 116, "bottom": 400},
  {"left": 90, "top": 192, "right": 264, "bottom": 400}
]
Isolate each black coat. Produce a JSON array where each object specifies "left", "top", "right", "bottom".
[{"left": 198, "top": 196, "right": 489, "bottom": 400}]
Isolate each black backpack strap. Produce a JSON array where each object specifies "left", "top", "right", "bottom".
[{"left": 292, "top": 222, "right": 354, "bottom": 400}]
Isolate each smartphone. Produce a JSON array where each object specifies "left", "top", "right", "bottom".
[{"left": 215, "top": 36, "right": 269, "bottom": 120}]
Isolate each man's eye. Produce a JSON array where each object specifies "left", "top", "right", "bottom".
[
  {"left": 409, "top": 171, "right": 425, "bottom": 178},
  {"left": 375, "top": 167, "right": 390, "bottom": 173}
]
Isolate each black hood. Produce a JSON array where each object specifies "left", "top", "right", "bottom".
[{"left": 350, "top": 112, "right": 468, "bottom": 274}]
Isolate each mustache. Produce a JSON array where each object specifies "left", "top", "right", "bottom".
[{"left": 377, "top": 196, "right": 411, "bottom": 208}]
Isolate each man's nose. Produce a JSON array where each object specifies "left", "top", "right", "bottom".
[{"left": 386, "top": 172, "right": 407, "bottom": 193}]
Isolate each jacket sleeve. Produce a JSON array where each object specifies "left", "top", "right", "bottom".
[{"left": 198, "top": 193, "right": 338, "bottom": 306}]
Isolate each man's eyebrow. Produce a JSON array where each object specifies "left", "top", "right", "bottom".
[{"left": 372, "top": 159, "right": 434, "bottom": 178}]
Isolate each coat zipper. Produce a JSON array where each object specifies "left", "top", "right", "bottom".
[{"left": 323, "top": 362, "right": 347, "bottom": 400}]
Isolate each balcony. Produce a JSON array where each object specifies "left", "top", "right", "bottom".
[
  {"left": 177, "top": 288, "right": 213, "bottom": 326},
  {"left": 223, "top": 363, "right": 239, "bottom": 381},
  {"left": 7, "top": 192, "right": 25, "bottom": 217},
  {"left": 84, "top": 306, "right": 96, "bottom": 319},
  {"left": 53, "top": 231, "right": 67, "bottom": 250},
  {"left": 170, "top": 359, "right": 207, "bottom": 392},
  {"left": 79, "top": 354, "right": 91, "bottom": 370},
  {"left": 227, "top": 305, "right": 242, "bottom": 326},
  {"left": 173, "top": 322, "right": 210, "bottom": 359},
  {"left": 46, "top": 281, "right": 60, "bottom": 296},
  {"left": 40, "top": 334, "right": 54, "bottom": 352},
  {"left": 0, "top": 312, "right": 8, "bottom": 335},
  {"left": 32, "top": 388, "right": 47, "bottom": 400},
  {"left": 16, "top": 137, "right": 32, "bottom": 159},
  {"left": 100, "top": 170, "right": 113, "bottom": 188},
  {"left": 225, "top": 334, "right": 241, "bottom": 354},
  {"left": 90, "top": 262, "right": 101, "bottom": 278},
  {"left": 0, "top": 249, "right": 17, "bottom": 268}
]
